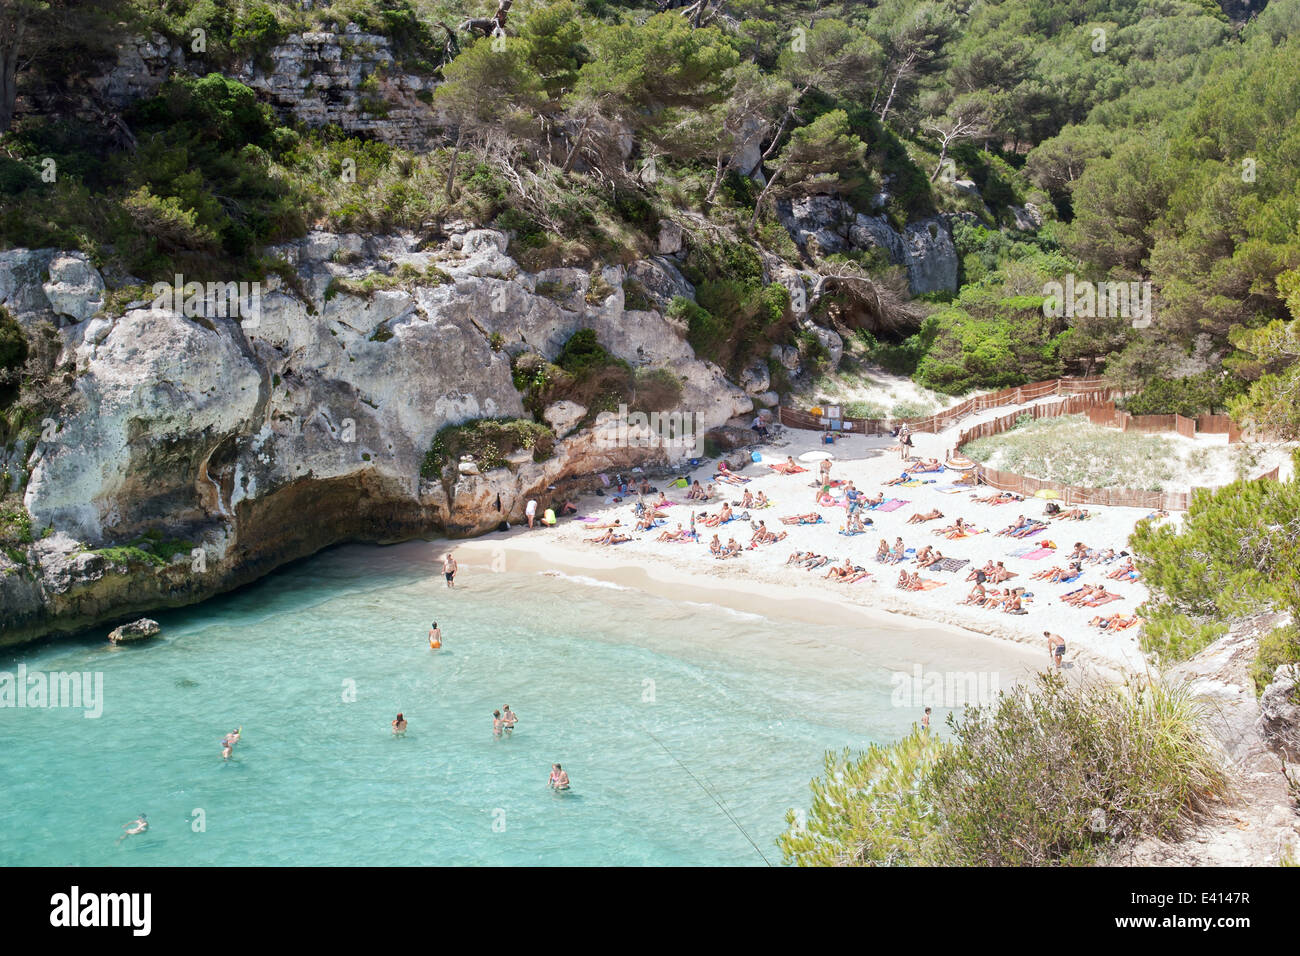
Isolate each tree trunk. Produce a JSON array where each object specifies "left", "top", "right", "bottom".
[
  {"left": 748, "top": 162, "right": 785, "bottom": 234},
  {"left": 878, "top": 52, "right": 916, "bottom": 126},
  {"left": 704, "top": 155, "right": 725, "bottom": 206},
  {"left": 0, "top": 20, "right": 26, "bottom": 136},
  {"left": 930, "top": 139, "right": 949, "bottom": 183},
  {"left": 561, "top": 115, "right": 590, "bottom": 174},
  {"left": 444, "top": 128, "right": 465, "bottom": 202}
]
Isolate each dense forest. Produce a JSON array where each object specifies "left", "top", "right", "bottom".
[{"left": 0, "top": 0, "right": 1298, "bottom": 432}]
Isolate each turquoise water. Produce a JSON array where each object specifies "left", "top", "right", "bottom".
[{"left": 0, "top": 542, "right": 1037, "bottom": 866}]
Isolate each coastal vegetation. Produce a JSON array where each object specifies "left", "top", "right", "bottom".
[
  {"left": 1, "top": 0, "right": 1296, "bottom": 421},
  {"left": 780, "top": 673, "right": 1229, "bottom": 866},
  {"left": 1130, "top": 451, "right": 1300, "bottom": 682},
  {"left": 421, "top": 417, "right": 556, "bottom": 477}
]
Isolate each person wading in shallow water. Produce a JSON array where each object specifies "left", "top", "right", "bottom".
[
  {"left": 442, "top": 552, "right": 457, "bottom": 588},
  {"left": 392, "top": 713, "right": 407, "bottom": 736}
]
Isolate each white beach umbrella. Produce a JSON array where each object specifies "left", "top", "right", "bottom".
[{"left": 798, "top": 451, "right": 834, "bottom": 462}]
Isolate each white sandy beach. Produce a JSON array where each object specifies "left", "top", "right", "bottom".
[{"left": 452, "top": 396, "right": 1185, "bottom": 677}]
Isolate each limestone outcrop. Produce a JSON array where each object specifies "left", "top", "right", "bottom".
[{"left": 0, "top": 227, "right": 750, "bottom": 644}]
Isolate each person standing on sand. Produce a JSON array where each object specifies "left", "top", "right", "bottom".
[
  {"left": 429, "top": 622, "right": 442, "bottom": 649},
  {"left": 526, "top": 498, "right": 538, "bottom": 529},
  {"left": 1045, "top": 631, "right": 1066, "bottom": 669},
  {"left": 442, "top": 553, "right": 457, "bottom": 588}
]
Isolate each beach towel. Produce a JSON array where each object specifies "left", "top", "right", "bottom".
[
  {"left": 1021, "top": 547, "right": 1056, "bottom": 560},
  {"left": 936, "top": 557, "right": 970, "bottom": 573},
  {"left": 839, "top": 529, "right": 866, "bottom": 537},
  {"left": 936, "top": 484, "right": 968, "bottom": 494},
  {"left": 946, "top": 528, "right": 986, "bottom": 539},
  {"left": 916, "top": 579, "right": 946, "bottom": 590},
  {"left": 1007, "top": 545, "right": 1036, "bottom": 557},
  {"left": 875, "top": 499, "right": 909, "bottom": 513},
  {"left": 912, "top": 465, "right": 945, "bottom": 474},
  {"left": 1056, "top": 572, "right": 1080, "bottom": 584},
  {"left": 768, "top": 463, "right": 807, "bottom": 474}
]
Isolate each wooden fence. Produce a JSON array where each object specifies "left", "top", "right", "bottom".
[
  {"left": 1085, "top": 402, "right": 1240, "bottom": 442},
  {"left": 776, "top": 376, "right": 1115, "bottom": 436},
  {"left": 953, "top": 399, "right": 1275, "bottom": 512}
]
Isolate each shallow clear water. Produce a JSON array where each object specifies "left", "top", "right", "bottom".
[{"left": 0, "top": 542, "right": 1038, "bottom": 866}]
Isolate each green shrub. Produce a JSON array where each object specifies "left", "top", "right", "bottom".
[
  {"left": 781, "top": 673, "right": 1228, "bottom": 866},
  {"left": 1122, "top": 371, "right": 1246, "bottom": 417},
  {"left": 421, "top": 418, "right": 556, "bottom": 478}
]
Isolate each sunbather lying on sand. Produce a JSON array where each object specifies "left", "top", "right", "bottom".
[
  {"left": 634, "top": 515, "right": 661, "bottom": 532},
  {"left": 825, "top": 557, "right": 857, "bottom": 580},
  {"left": 996, "top": 515, "right": 1029, "bottom": 536},
  {"left": 1090, "top": 613, "right": 1138, "bottom": 630},
  {"left": 656, "top": 524, "right": 689, "bottom": 542},
  {"left": 1010, "top": 521, "right": 1047, "bottom": 539},
  {"left": 587, "top": 519, "right": 623, "bottom": 530},
  {"left": 780, "top": 513, "right": 823, "bottom": 525},
  {"left": 916, "top": 548, "right": 943, "bottom": 569},
  {"left": 1106, "top": 560, "right": 1138, "bottom": 580},
  {"left": 908, "top": 509, "right": 944, "bottom": 524},
  {"left": 769, "top": 457, "right": 807, "bottom": 474},
  {"left": 883, "top": 473, "right": 912, "bottom": 487},
  {"left": 1050, "top": 508, "right": 1090, "bottom": 520},
  {"left": 703, "top": 503, "right": 733, "bottom": 527},
  {"left": 586, "top": 528, "right": 631, "bottom": 545},
  {"left": 905, "top": 458, "right": 942, "bottom": 474},
  {"left": 863, "top": 492, "right": 885, "bottom": 507},
  {"left": 974, "top": 491, "right": 1022, "bottom": 504},
  {"left": 1062, "top": 584, "right": 1110, "bottom": 606},
  {"left": 934, "top": 517, "right": 968, "bottom": 535}
]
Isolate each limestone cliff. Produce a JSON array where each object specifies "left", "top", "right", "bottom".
[{"left": 0, "top": 226, "right": 751, "bottom": 644}]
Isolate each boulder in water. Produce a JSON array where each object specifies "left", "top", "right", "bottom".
[{"left": 108, "top": 618, "right": 161, "bottom": 644}]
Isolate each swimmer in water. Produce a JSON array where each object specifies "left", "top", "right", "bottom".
[
  {"left": 502, "top": 705, "right": 517, "bottom": 734},
  {"left": 548, "top": 763, "right": 570, "bottom": 791},
  {"left": 428, "top": 621, "right": 442, "bottom": 649},
  {"left": 224, "top": 727, "right": 241, "bottom": 747},
  {"left": 492, "top": 710, "right": 504, "bottom": 737},
  {"left": 118, "top": 813, "right": 147, "bottom": 842},
  {"left": 221, "top": 737, "right": 233, "bottom": 760},
  {"left": 392, "top": 712, "right": 407, "bottom": 736}
]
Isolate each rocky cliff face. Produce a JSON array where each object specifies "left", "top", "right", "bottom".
[
  {"left": 0, "top": 226, "right": 751, "bottom": 645},
  {"left": 90, "top": 26, "right": 439, "bottom": 148},
  {"left": 776, "top": 195, "right": 959, "bottom": 296}
]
